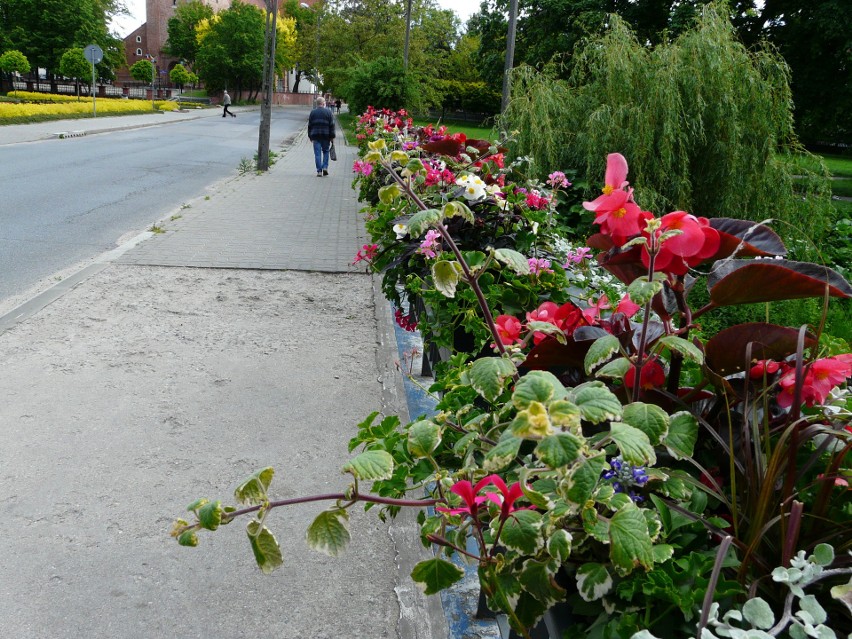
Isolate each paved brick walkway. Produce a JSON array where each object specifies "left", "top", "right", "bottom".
[{"left": 117, "top": 127, "right": 366, "bottom": 272}]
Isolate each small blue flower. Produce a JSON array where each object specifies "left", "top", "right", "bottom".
[{"left": 602, "top": 457, "right": 648, "bottom": 502}]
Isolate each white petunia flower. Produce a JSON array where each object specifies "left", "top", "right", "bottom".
[
  {"left": 393, "top": 223, "right": 408, "bottom": 239},
  {"left": 455, "top": 174, "right": 486, "bottom": 201}
]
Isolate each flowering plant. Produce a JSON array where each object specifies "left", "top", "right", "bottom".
[{"left": 174, "top": 120, "right": 852, "bottom": 638}]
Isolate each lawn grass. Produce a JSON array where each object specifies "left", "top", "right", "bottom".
[
  {"left": 822, "top": 153, "right": 852, "bottom": 177},
  {"left": 831, "top": 178, "right": 852, "bottom": 199},
  {"left": 337, "top": 112, "right": 496, "bottom": 144}
]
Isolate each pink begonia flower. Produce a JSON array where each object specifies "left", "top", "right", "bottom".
[
  {"left": 527, "top": 301, "right": 563, "bottom": 344},
  {"left": 547, "top": 171, "right": 571, "bottom": 189},
  {"left": 526, "top": 190, "right": 550, "bottom": 210},
  {"left": 582, "top": 295, "right": 611, "bottom": 324},
  {"left": 495, "top": 315, "right": 523, "bottom": 345},
  {"left": 641, "top": 212, "right": 721, "bottom": 275},
  {"left": 590, "top": 189, "right": 646, "bottom": 244},
  {"left": 563, "top": 247, "right": 591, "bottom": 266},
  {"left": 417, "top": 229, "right": 442, "bottom": 258},
  {"left": 352, "top": 160, "right": 373, "bottom": 176},
  {"left": 528, "top": 258, "right": 554, "bottom": 275},
  {"left": 436, "top": 476, "right": 493, "bottom": 516},
  {"left": 615, "top": 294, "right": 641, "bottom": 318},
  {"left": 583, "top": 153, "right": 629, "bottom": 211},
  {"left": 776, "top": 354, "right": 852, "bottom": 409}
]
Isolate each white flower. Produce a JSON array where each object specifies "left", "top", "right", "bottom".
[
  {"left": 455, "top": 174, "right": 486, "bottom": 201},
  {"left": 393, "top": 223, "right": 408, "bottom": 239}
]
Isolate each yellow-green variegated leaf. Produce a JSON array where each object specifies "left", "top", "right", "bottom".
[
  {"left": 234, "top": 467, "right": 275, "bottom": 505},
  {"left": 594, "top": 357, "right": 632, "bottom": 380},
  {"left": 510, "top": 401, "right": 553, "bottom": 439},
  {"left": 390, "top": 150, "right": 409, "bottom": 163},
  {"left": 610, "top": 421, "right": 656, "bottom": 466},
  {"left": 407, "top": 208, "right": 444, "bottom": 237},
  {"left": 364, "top": 150, "right": 383, "bottom": 163},
  {"left": 627, "top": 277, "right": 663, "bottom": 306},
  {"left": 408, "top": 420, "right": 442, "bottom": 458},
  {"left": 306, "top": 509, "right": 350, "bottom": 556},
  {"left": 342, "top": 450, "right": 394, "bottom": 480},
  {"left": 512, "top": 370, "right": 567, "bottom": 408},
  {"left": 658, "top": 336, "right": 704, "bottom": 365},
  {"left": 570, "top": 382, "right": 623, "bottom": 424},
  {"left": 432, "top": 260, "right": 463, "bottom": 297},
  {"left": 622, "top": 402, "right": 669, "bottom": 446},
  {"left": 469, "top": 357, "right": 516, "bottom": 402},
  {"left": 483, "top": 436, "right": 522, "bottom": 472},
  {"left": 443, "top": 200, "right": 475, "bottom": 223},
  {"left": 368, "top": 138, "right": 386, "bottom": 151},
  {"left": 535, "top": 432, "right": 583, "bottom": 469},
  {"left": 247, "top": 520, "right": 284, "bottom": 574},
  {"left": 584, "top": 334, "right": 621, "bottom": 374},
  {"left": 548, "top": 400, "right": 581, "bottom": 430},
  {"left": 493, "top": 248, "right": 531, "bottom": 275},
  {"left": 378, "top": 183, "right": 401, "bottom": 204}
]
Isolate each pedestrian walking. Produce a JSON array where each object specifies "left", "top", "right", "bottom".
[
  {"left": 308, "top": 96, "right": 335, "bottom": 177},
  {"left": 222, "top": 90, "right": 236, "bottom": 118},
  {"left": 334, "top": 98, "right": 342, "bottom": 114}
]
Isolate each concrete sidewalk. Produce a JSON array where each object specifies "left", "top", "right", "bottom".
[{"left": 0, "top": 115, "right": 448, "bottom": 638}]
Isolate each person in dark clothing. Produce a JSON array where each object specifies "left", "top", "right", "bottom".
[
  {"left": 307, "top": 96, "right": 335, "bottom": 177},
  {"left": 334, "top": 98, "right": 342, "bottom": 114}
]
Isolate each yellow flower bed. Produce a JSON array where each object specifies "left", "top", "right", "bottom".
[{"left": 0, "top": 100, "right": 154, "bottom": 118}]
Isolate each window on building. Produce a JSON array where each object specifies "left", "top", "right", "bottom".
[
  {"left": 136, "top": 36, "right": 142, "bottom": 43},
  {"left": 136, "top": 48, "right": 142, "bottom": 56}
]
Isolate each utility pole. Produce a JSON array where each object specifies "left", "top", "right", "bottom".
[{"left": 257, "top": 0, "right": 279, "bottom": 172}]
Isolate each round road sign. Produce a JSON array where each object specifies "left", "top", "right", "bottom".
[{"left": 83, "top": 44, "right": 104, "bottom": 65}]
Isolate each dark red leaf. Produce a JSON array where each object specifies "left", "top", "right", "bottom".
[
  {"left": 707, "top": 218, "right": 787, "bottom": 260},
  {"left": 520, "top": 338, "right": 590, "bottom": 371},
  {"left": 421, "top": 139, "right": 463, "bottom": 156},
  {"left": 705, "top": 323, "right": 817, "bottom": 375},
  {"left": 708, "top": 260, "right": 852, "bottom": 306}
]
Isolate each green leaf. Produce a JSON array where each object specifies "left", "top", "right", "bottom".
[
  {"left": 571, "top": 382, "right": 623, "bottom": 424},
  {"left": 432, "top": 260, "right": 463, "bottom": 297},
  {"left": 411, "top": 558, "right": 464, "bottom": 595},
  {"left": 511, "top": 402, "right": 554, "bottom": 439},
  {"left": 798, "top": 595, "right": 827, "bottom": 625},
  {"left": 583, "top": 506, "right": 611, "bottom": 541},
  {"left": 234, "top": 467, "right": 275, "bottom": 505},
  {"left": 830, "top": 580, "right": 852, "bottom": 615},
  {"left": 622, "top": 402, "right": 670, "bottom": 446},
  {"left": 664, "top": 411, "right": 699, "bottom": 460},
  {"left": 536, "top": 433, "right": 583, "bottom": 469},
  {"left": 584, "top": 334, "right": 622, "bottom": 374},
  {"left": 343, "top": 450, "right": 394, "bottom": 480},
  {"left": 443, "top": 200, "right": 475, "bottom": 223},
  {"left": 306, "top": 509, "right": 351, "bottom": 557},
  {"left": 546, "top": 529, "right": 573, "bottom": 562},
  {"left": 548, "top": 400, "right": 582, "bottom": 429},
  {"left": 520, "top": 560, "right": 566, "bottom": 607},
  {"left": 407, "top": 208, "right": 443, "bottom": 237},
  {"left": 594, "top": 357, "right": 632, "bottom": 380},
  {"left": 610, "top": 422, "right": 656, "bottom": 466},
  {"left": 512, "top": 370, "right": 567, "bottom": 408},
  {"left": 378, "top": 183, "right": 401, "bottom": 204},
  {"left": 483, "top": 436, "right": 522, "bottom": 472},
  {"left": 186, "top": 498, "right": 208, "bottom": 511},
  {"left": 742, "top": 598, "right": 776, "bottom": 629},
  {"left": 652, "top": 544, "right": 675, "bottom": 563},
  {"left": 405, "top": 158, "right": 425, "bottom": 173},
  {"left": 609, "top": 504, "right": 654, "bottom": 575},
  {"left": 494, "top": 248, "right": 531, "bottom": 275},
  {"left": 178, "top": 530, "right": 199, "bottom": 547},
  {"left": 526, "top": 321, "right": 567, "bottom": 343},
  {"left": 627, "top": 277, "right": 663, "bottom": 306},
  {"left": 407, "top": 420, "right": 441, "bottom": 458},
  {"left": 469, "top": 357, "right": 516, "bottom": 402},
  {"left": 198, "top": 500, "right": 223, "bottom": 531},
  {"left": 565, "top": 453, "right": 607, "bottom": 505},
  {"left": 499, "top": 510, "right": 543, "bottom": 554},
  {"left": 246, "top": 520, "right": 284, "bottom": 574},
  {"left": 658, "top": 336, "right": 704, "bottom": 364},
  {"left": 812, "top": 543, "right": 834, "bottom": 567},
  {"left": 462, "top": 250, "right": 488, "bottom": 272},
  {"left": 576, "top": 563, "right": 613, "bottom": 602}
]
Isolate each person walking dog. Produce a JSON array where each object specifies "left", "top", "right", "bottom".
[
  {"left": 307, "top": 97, "right": 335, "bottom": 177},
  {"left": 222, "top": 90, "right": 235, "bottom": 118}
]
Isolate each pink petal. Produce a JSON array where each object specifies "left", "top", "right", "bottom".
[{"left": 605, "top": 153, "right": 629, "bottom": 189}]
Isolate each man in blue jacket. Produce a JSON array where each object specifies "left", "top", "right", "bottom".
[{"left": 307, "top": 97, "right": 336, "bottom": 177}]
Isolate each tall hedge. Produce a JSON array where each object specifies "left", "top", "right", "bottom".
[{"left": 499, "top": 3, "right": 833, "bottom": 247}]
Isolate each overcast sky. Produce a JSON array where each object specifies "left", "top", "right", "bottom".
[{"left": 110, "top": 0, "right": 483, "bottom": 37}]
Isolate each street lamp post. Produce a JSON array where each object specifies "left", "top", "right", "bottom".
[
  {"left": 146, "top": 54, "right": 156, "bottom": 110},
  {"left": 257, "top": 0, "right": 279, "bottom": 172}
]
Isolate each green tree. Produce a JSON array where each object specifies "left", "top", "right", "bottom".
[
  {"left": 129, "top": 58, "right": 153, "bottom": 84},
  {"left": 339, "top": 55, "right": 428, "bottom": 115},
  {"left": 499, "top": 3, "right": 833, "bottom": 246},
  {"left": 164, "top": 0, "right": 214, "bottom": 69},
  {"left": 169, "top": 62, "right": 191, "bottom": 89},
  {"left": 195, "top": 1, "right": 265, "bottom": 97},
  {"left": 59, "top": 47, "right": 93, "bottom": 99},
  {"left": 0, "top": 0, "right": 125, "bottom": 80},
  {"left": 0, "top": 49, "right": 29, "bottom": 92}
]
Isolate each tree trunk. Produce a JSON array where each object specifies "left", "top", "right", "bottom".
[{"left": 292, "top": 70, "right": 301, "bottom": 93}]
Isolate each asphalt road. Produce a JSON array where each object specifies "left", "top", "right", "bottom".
[{"left": 0, "top": 107, "right": 309, "bottom": 305}]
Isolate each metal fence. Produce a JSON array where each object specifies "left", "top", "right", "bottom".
[{"left": 11, "top": 80, "right": 169, "bottom": 100}]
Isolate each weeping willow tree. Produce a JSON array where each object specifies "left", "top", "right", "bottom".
[{"left": 499, "top": 2, "right": 833, "bottom": 247}]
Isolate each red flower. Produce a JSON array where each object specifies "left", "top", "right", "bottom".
[
  {"left": 526, "top": 301, "right": 562, "bottom": 344},
  {"left": 615, "top": 294, "right": 641, "bottom": 318},
  {"left": 642, "top": 213, "right": 721, "bottom": 275},
  {"left": 625, "top": 358, "right": 666, "bottom": 390},
  {"left": 481, "top": 475, "right": 529, "bottom": 521},
  {"left": 495, "top": 315, "right": 523, "bottom": 345},
  {"left": 436, "top": 476, "right": 493, "bottom": 516},
  {"left": 777, "top": 354, "right": 852, "bottom": 409},
  {"left": 749, "top": 359, "right": 786, "bottom": 379}
]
